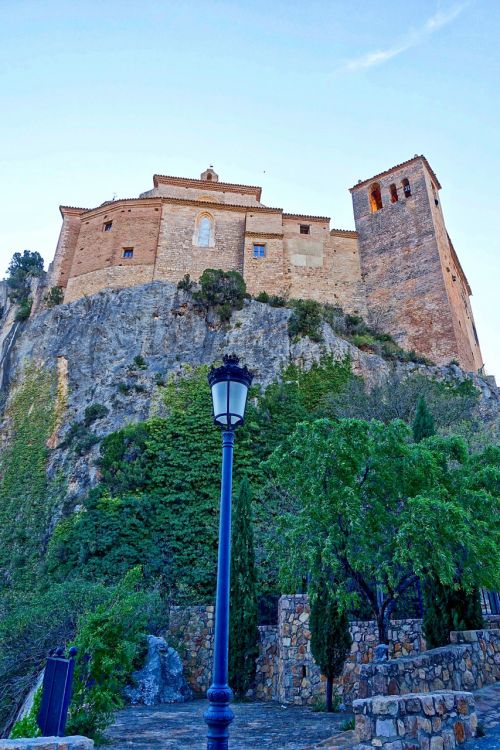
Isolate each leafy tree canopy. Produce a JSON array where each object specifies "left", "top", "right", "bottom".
[
  {"left": 6, "top": 251, "right": 44, "bottom": 303},
  {"left": 266, "top": 418, "right": 500, "bottom": 642}
]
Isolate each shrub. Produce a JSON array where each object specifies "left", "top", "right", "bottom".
[
  {"left": 422, "top": 581, "right": 484, "bottom": 648},
  {"left": 10, "top": 689, "right": 42, "bottom": 739},
  {"left": 132, "top": 354, "right": 147, "bottom": 370},
  {"left": 84, "top": 404, "right": 109, "bottom": 427},
  {"left": 288, "top": 299, "right": 323, "bottom": 342},
  {"left": 269, "top": 295, "right": 286, "bottom": 307},
  {"left": 45, "top": 286, "right": 64, "bottom": 307},
  {"left": 66, "top": 569, "right": 161, "bottom": 740},
  {"left": 194, "top": 268, "right": 246, "bottom": 321},
  {"left": 255, "top": 291, "right": 270, "bottom": 303},
  {"left": 177, "top": 273, "right": 193, "bottom": 292},
  {"left": 15, "top": 298, "right": 32, "bottom": 321},
  {"left": 117, "top": 382, "right": 130, "bottom": 394},
  {"left": 60, "top": 422, "right": 99, "bottom": 455}
]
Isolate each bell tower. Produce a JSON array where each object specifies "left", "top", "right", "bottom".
[{"left": 350, "top": 156, "right": 483, "bottom": 372}]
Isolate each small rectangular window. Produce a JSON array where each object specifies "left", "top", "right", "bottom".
[
  {"left": 299, "top": 224, "right": 310, "bottom": 234},
  {"left": 103, "top": 221, "right": 113, "bottom": 232},
  {"left": 252, "top": 244, "right": 266, "bottom": 258},
  {"left": 123, "top": 248, "right": 134, "bottom": 258}
]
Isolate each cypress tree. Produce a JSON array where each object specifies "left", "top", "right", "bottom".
[
  {"left": 229, "top": 477, "right": 259, "bottom": 698},
  {"left": 310, "top": 577, "right": 352, "bottom": 712},
  {"left": 412, "top": 396, "right": 435, "bottom": 442},
  {"left": 422, "top": 579, "right": 484, "bottom": 648}
]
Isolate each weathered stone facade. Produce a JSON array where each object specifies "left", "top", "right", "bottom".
[
  {"left": 349, "top": 629, "right": 500, "bottom": 708},
  {"left": 353, "top": 691, "right": 478, "bottom": 750},
  {"left": 0, "top": 738, "right": 93, "bottom": 749},
  {"left": 46, "top": 157, "right": 483, "bottom": 371},
  {"left": 166, "top": 594, "right": 425, "bottom": 705}
]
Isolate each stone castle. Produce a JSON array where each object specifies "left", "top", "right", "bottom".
[{"left": 48, "top": 155, "right": 483, "bottom": 372}]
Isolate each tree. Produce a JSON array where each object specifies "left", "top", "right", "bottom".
[
  {"left": 6, "top": 251, "right": 44, "bottom": 303},
  {"left": 309, "top": 575, "right": 351, "bottom": 711},
  {"left": 229, "top": 478, "right": 259, "bottom": 698},
  {"left": 194, "top": 268, "right": 246, "bottom": 321},
  {"left": 422, "top": 580, "right": 483, "bottom": 648},
  {"left": 413, "top": 396, "right": 435, "bottom": 442},
  {"left": 266, "top": 419, "right": 499, "bottom": 643}
]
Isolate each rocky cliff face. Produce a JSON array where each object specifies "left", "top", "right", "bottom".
[{"left": 0, "top": 280, "right": 498, "bottom": 507}]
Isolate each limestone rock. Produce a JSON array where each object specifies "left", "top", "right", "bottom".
[{"left": 125, "top": 635, "right": 192, "bottom": 706}]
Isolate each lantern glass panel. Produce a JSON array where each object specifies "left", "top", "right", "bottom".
[
  {"left": 211, "top": 381, "right": 229, "bottom": 425},
  {"left": 228, "top": 381, "right": 248, "bottom": 425}
]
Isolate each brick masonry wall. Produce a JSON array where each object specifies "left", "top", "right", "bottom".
[
  {"left": 348, "top": 629, "right": 500, "bottom": 708},
  {"left": 354, "top": 691, "right": 477, "bottom": 750},
  {"left": 351, "top": 159, "right": 465, "bottom": 366},
  {"left": 49, "top": 161, "right": 482, "bottom": 371}
]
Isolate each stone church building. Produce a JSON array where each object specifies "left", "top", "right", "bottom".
[{"left": 48, "top": 155, "right": 483, "bottom": 372}]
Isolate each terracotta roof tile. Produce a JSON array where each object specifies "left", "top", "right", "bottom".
[{"left": 349, "top": 155, "right": 441, "bottom": 191}]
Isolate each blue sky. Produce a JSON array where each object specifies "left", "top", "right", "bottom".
[{"left": 1, "top": 1, "right": 498, "bottom": 375}]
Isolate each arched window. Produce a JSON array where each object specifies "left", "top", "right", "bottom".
[
  {"left": 195, "top": 214, "right": 214, "bottom": 247},
  {"left": 402, "top": 178, "right": 411, "bottom": 197},
  {"left": 369, "top": 182, "right": 383, "bottom": 213},
  {"left": 390, "top": 183, "right": 398, "bottom": 203}
]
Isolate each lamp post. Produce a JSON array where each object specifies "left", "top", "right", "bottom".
[{"left": 204, "top": 354, "right": 253, "bottom": 750}]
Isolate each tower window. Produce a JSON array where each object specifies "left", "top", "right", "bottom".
[
  {"left": 123, "top": 248, "right": 134, "bottom": 258},
  {"left": 195, "top": 214, "right": 214, "bottom": 247},
  {"left": 253, "top": 244, "right": 266, "bottom": 258},
  {"left": 389, "top": 184, "right": 398, "bottom": 204},
  {"left": 300, "top": 224, "right": 310, "bottom": 234},
  {"left": 369, "top": 182, "right": 383, "bottom": 213},
  {"left": 103, "top": 221, "right": 113, "bottom": 232},
  {"left": 402, "top": 178, "right": 411, "bottom": 197}
]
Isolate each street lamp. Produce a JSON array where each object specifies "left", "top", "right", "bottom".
[{"left": 204, "top": 354, "right": 253, "bottom": 750}]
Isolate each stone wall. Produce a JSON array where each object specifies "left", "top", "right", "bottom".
[
  {"left": 47, "top": 159, "right": 482, "bottom": 371},
  {"left": 166, "top": 595, "right": 425, "bottom": 704},
  {"left": 348, "top": 629, "right": 500, "bottom": 708},
  {"left": 0, "top": 737, "right": 93, "bottom": 749},
  {"left": 353, "top": 691, "right": 477, "bottom": 750}
]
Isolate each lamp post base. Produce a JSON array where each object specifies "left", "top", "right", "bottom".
[{"left": 204, "top": 684, "right": 234, "bottom": 750}]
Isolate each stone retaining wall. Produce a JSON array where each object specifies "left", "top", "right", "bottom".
[
  {"left": 347, "top": 629, "right": 500, "bottom": 708},
  {"left": 353, "top": 691, "right": 477, "bottom": 750},
  {"left": 0, "top": 737, "right": 93, "bottom": 749},
  {"left": 167, "top": 595, "right": 425, "bottom": 703}
]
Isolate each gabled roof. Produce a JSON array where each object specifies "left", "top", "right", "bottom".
[
  {"left": 349, "top": 155, "right": 441, "bottom": 191},
  {"left": 153, "top": 173, "right": 262, "bottom": 201}
]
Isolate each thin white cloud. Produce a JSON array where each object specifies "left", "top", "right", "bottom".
[{"left": 341, "top": 2, "right": 470, "bottom": 73}]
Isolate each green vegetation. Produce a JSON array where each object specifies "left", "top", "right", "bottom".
[
  {"left": 84, "top": 403, "right": 109, "bottom": 426},
  {"left": 9, "top": 689, "right": 42, "bottom": 739},
  {"left": 412, "top": 396, "right": 435, "bottom": 442},
  {"left": 6, "top": 251, "right": 44, "bottom": 304},
  {"left": 132, "top": 354, "right": 147, "bottom": 370},
  {"left": 44, "top": 286, "right": 64, "bottom": 308},
  {"left": 288, "top": 299, "right": 323, "bottom": 342},
  {"left": 310, "top": 575, "right": 351, "bottom": 712},
  {"left": 194, "top": 268, "right": 246, "bottom": 321},
  {"left": 229, "top": 478, "right": 259, "bottom": 699},
  {"left": 0, "top": 343, "right": 495, "bottom": 737},
  {"left": 0, "top": 365, "right": 58, "bottom": 582},
  {"left": 15, "top": 299, "right": 32, "bottom": 321},
  {"left": 177, "top": 273, "right": 194, "bottom": 292},
  {"left": 422, "top": 581, "right": 484, "bottom": 648},
  {"left": 66, "top": 568, "right": 162, "bottom": 740},
  {"left": 266, "top": 419, "right": 500, "bottom": 643}
]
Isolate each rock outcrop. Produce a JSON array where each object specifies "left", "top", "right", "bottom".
[
  {"left": 0, "top": 280, "right": 497, "bottom": 505},
  {"left": 125, "top": 636, "right": 192, "bottom": 706}
]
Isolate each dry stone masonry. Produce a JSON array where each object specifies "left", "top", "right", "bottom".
[
  {"left": 351, "top": 629, "right": 500, "bottom": 707},
  {"left": 0, "top": 738, "right": 93, "bottom": 750},
  {"left": 353, "top": 691, "right": 478, "bottom": 750}
]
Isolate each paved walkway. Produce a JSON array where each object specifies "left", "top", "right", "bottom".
[
  {"left": 100, "top": 701, "right": 352, "bottom": 750},
  {"left": 100, "top": 682, "right": 500, "bottom": 750}
]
